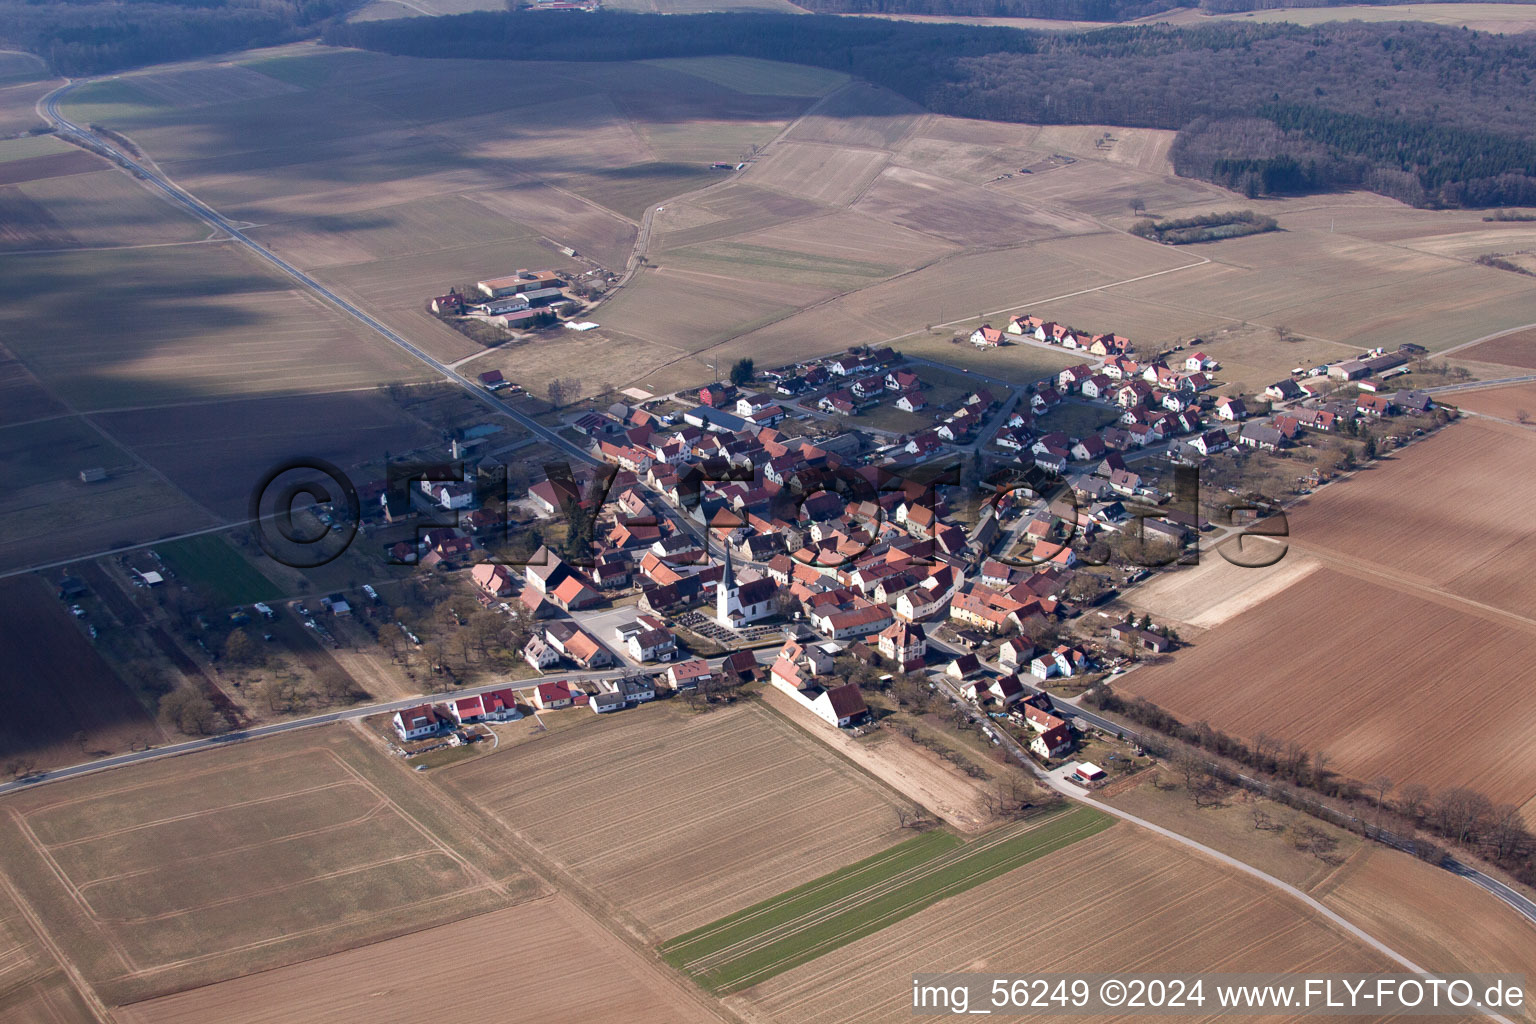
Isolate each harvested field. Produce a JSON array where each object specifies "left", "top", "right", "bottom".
[
  {"left": 92, "top": 389, "right": 441, "bottom": 519},
  {"left": 463, "top": 326, "right": 683, "bottom": 400},
  {"left": 115, "top": 896, "right": 721, "bottom": 1024},
  {"left": 596, "top": 265, "right": 808, "bottom": 352},
  {"left": 0, "top": 186, "right": 77, "bottom": 251},
  {"left": 852, "top": 166, "right": 1085, "bottom": 245},
  {"left": 651, "top": 184, "right": 826, "bottom": 252},
  {"left": 663, "top": 806, "right": 1110, "bottom": 993},
  {"left": 738, "top": 142, "right": 890, "bottom": 207},
  {"left": 736, "top": 210, "right": 958, "bottom": 267},
  {"left": 14, "top": 171, "right": 208, "bottom": 249},
  {"left": 0, "top": 725, "right": 534, "bottom": 1005},
  {"left": 738, "top": 824, "right": 1406, "bottom": 1024},
  {"left": 0, "top": 576, "right": 162, "bottom": 771},
  {"left": 1286, "top": 420, "right": 1536, "bottom": 604},
  {"left": 464, "top": 183, "right": 637, "bottom": 270},
  {"left": 0, "top": 80, "right": 56, "bottom": 137},
  {"left": 1445, "top": 381, "right": 1536, "bottom": 421},
  {"left": 0, "top": 246, "right": 430, "bottom": 408},
  {"left": 786, "top": 83, "right": 922, "bottom": 149},
  {"left": 0, "top": 417, "right": 208, "bottom": 573},
  {"left": 1121, "top": 549, "right": 1322, "bottom": 630},
  {"left": 438, "top": 701, "right": 916, "bottom": 938},
  {"left": 1117, "top": 567, "right": 1536, "bottom": 812},
  {"left": 0, "top": 874, "right": 101, "bottom": 1024},
  {"left": 0, "top": 151, "right": 107, "bottom": 187},
  {"left": 1318, "top": 845, "right": 1536, "bottom": 985},
  {"left": 0, "top": 341, "right": 66, "bottom": 426},
  {"left": 1456, "top": 326, "right": 1536, "bottom": 369}
]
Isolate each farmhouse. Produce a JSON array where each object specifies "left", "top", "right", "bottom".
[{"left": 1266, "top": 379, "right": 1304, "bottom": 402}]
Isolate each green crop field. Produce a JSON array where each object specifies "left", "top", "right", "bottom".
[
  {"left": 659, "top": 804, "right": 1110, "bottom": 992},
  {"left": 158, "top": 534, "right": 283, "bottom": 606}
]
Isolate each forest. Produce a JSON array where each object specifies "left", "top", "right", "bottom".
[
  {"left": 328, "top": 12, "right": 1536, "bottom": 208},
  {"left": 794, "top": 0, "right": 1533, "bottom": 21},
  {"left": 0, "top": 0, "right": 351, "bottom": 76}
]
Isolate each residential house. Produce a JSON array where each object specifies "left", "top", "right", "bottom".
[
  {"left": 1215, "top": 396, "right": 1248, "bottom": 421},
  {"left": 667, "top": 658, "right": 712, "bottom": 691},
  {"left": 998, "top": 637, "right": 1035, "bottom": 673},
  {"left": 877, "top": 620, "right": 927, "bottom": 672},
  {"left": 392, "top": 704, "right": 444, "bottom": 742},
  {"left": 533, "top": 681, "right": 575, "bottom": 710},
  {"left": 1266, "top": 379, "right": 1304, "bottom": 402},
  {"left": 1238, "top": 421, "right": 1287, "bottom": 451}
]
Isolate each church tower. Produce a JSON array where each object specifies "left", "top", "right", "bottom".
[{"left": 716, "top": 544, "right": 739, "bottom": 627}]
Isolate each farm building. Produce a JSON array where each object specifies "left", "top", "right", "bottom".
[{"left": 477, "top": 270, "right": 563, "bottom": 298}]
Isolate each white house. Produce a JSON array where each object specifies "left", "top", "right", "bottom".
[
  {"left": 392, "top": 704, "right": 443, "bottom": 742},
  {"left": 810, "top": 683, "right": 869, "bottom": 728}
]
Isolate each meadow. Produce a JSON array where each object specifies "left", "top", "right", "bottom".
[{"left": 155, "top": 534, "right": 282, "bottom": 606}]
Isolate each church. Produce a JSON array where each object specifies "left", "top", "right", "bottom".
[{"left": 716, "top": 548, "right": 778, "bottom": 628}]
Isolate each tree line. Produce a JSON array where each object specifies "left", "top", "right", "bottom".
[
  {"left": 0, "top": 0, "right": 353, "bottom": 76},
  {"left": 795, "top": 0, "right": 1522, "bottom": 20},
  {"left": 1085, "top": 684, "right": 1536, "bottom": 886},
  {"left": 328, "top": 12, "right": 1536, "bottom": 208}
]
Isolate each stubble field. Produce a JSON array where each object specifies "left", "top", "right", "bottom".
[
  {"left": 437, "top": 701, "right": 918, "bottom": 939},
  {"left": 0, "top": 726, "right": 534, "bottom": 1006},
  {"left": 113, "top": 897, "right": 722, "bottom": 1024},
  {"left": 0, "top": 576, "right": 161, "bottom": 771}
]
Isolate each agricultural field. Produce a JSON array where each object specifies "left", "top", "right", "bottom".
[
  {"left": 0, "top": 246, "right": 429, "bottom": 409},
  {"left": 1118, "top": 568, "right": 1536, "bottom": 816},
  {"left": 91, "top": 388, "right": 443, "bottom": 520},
  {"left": 436, "top": 701, "right": 919, "bottom": 938},
  {"left": 735, "top": 824, "right": 1411, "bottom": 1024},
  {"left": 0, "top": 873, "right": 101, "bottom": 1024},
  {"left": 662, "top": 806, "right": 1111, "bottom": 993},
  {"left": 0, "top": 417, "right": 211, "bottom": 573},
  {"left": 1444, "top": 381, "right": 1536, "bottom": 422},
  {"left": 1287, "top": 419, "right": 1536, "bottom": 605},
  {"left": 49, "top": 45, "right": 1536, "bottom": 412},
  {"left": 1455, "top": 326, "right": 1536, "bottom": 370},
  {"left": 114, "top": 897, "right": 722, "bottom": 1024},
  {"left": 0, "top": 724, "right": 535, "bottom": 1007},
  {"left": 0, "top": 575, "right": 162, "bottom": 772},
  {"left": 1318, "top": 845, "right": 1536, "bottom": 984}
]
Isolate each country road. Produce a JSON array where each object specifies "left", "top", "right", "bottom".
[
  {"left": 40, "top": 81, "right": 599, "bottom": 473},
  {"left": 922, "top": 631, "right": 1536, "bottom": 931}
]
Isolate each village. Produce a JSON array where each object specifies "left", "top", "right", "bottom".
[{"left": 346, "top": 283, "right": 1452, "bottom": 779}]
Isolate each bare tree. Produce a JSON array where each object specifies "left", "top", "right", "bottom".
[
  {"left": 1430, "top": 787, "right": 1493, "bottom": 844},
  {"left": 547, "top": 378, "right": 569, "bottom": 409},
  {"left": 1371, "top": 775, "right": 1394, "bottom": 813},
  {"left": 1396, "top": 782, "right": 1431, "bottom": 821}
]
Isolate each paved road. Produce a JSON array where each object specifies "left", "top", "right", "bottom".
[
  {"left": 41, "top": 82, "right": 597, "bottom": 474},
  {"left": 0, "top": 645, "right": 779, "bottom": 799},
  {"left": 1425, "top": 374, "right": 1536, "bottom": 394}
]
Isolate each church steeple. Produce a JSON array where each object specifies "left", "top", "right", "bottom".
[{"left": 722, "top": 542, "right": 736, "bottom": 590}]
